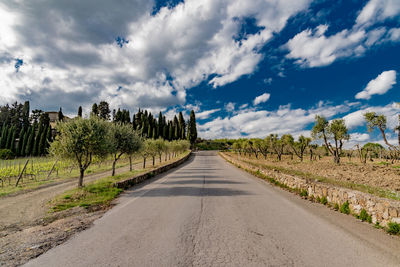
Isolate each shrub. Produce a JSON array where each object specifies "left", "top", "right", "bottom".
[
  {"left": 300, "top": 189, "right": 308, "bottom": 197},
  {"left": 359, "top": 209, "right": 368, "bottom": 222},
  {"left": 320, "top": 196, "right": 328, "bottom": 205},
  {"left": 367, "top": 215, "right": 372, "bottom": 223},
  {"left": 316, "top": 196, "right": 321, "bottom": 203},
  {"left": 0, "top": 149, "right": 14, "bottom": 159},
  {"left": 387, "top": 222, "right": 400, "bottom": 235},
  {"left": 340, "top": 201, "right": 350, "bottom": 214},
  {"left": 334, "top": 203, "right": 339, "bottom": 211}
]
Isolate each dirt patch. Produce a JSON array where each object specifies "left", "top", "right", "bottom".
[
  {"left": 0, "top": 206, "right": 108, "bottom": 266},
  {"left": 226, "top": 153, "right": 400, "bottom": 194}
]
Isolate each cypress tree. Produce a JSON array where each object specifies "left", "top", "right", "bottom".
[
  {"left": 168, "top": 123, "right": 173, "bottom": 141},
  {"left": 6, "top": 127, "right": 13, "bottom": 149},
  {"left": 25, "top": 126, "right": 35, "bottom": 156},
  {"left": 78, "top": 106, "right": 83, "bottom": 117},
  {"left": 58, "top": 107, "right": 64, "bottom": 121},
  {"left": 91, "top": 103, "right": 98, "bottom": 117},
  {"left": 22, "top": 101, "right": 30, "bottom": 129},
  {"left": 178, "top": 112, "right": 186, "bottom": 140},
  {"left": 39, "top": 126, "right": 47, "bottom": 155},
  {"left": 17, "top": 127, "right": 25, "bottom": 156},
  {"left": 10, "top": 127, "right": 16, "bottom": 153},
  {"left": 21, "top": 128, "right": 29, "bottom": 157},
  {"left": 33, "top": 125, "right": 42, "bottom": 156},
  {"left": 0, "top": 124, "right": 8, "bottom": 148},
  {"left": 187, "top": 110, "right": 197, "bottom": 146}
]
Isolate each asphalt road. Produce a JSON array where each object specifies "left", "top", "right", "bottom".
[{"left": 26, "top": 151, "right": 400, "bottom": 266}]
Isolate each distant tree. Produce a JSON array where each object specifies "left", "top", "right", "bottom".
[
  {"left": 91, "top": 103, "right": 99, "bottom": 117},
  {"left": 22, "top": 101, "right": 30, "bottom": 129},
  {"left": 50, "top": 117, "right": 109, "bottom": 187},
  {"left": 364, "top": 112, "right": 399, "bottom": 152},
  {"left": 109, "top": 123, "right": 142, "bottom": 176},
  {"left": 98, "top": 101, "right": 111, "bottom": 120},
  {"left": 78, "top": 106, "right": 83, "bottom": 117},
  {"left": 16, "top": 127, "right": 25, "bottom": 156},
  {"left": 312, "top": 115, "right": 349, "bottom": 164},
  {"left": 187, "top": 110, "right": 197, "bottom": 146},
  {"left": 25, "top": 126, "right": 35, "bottom": 156},
  {"left": 58, "top": 107, "right": 64, "bottom": 121},
  {"left": 291, "top": 135, "right": 311, "bottom": 162}
]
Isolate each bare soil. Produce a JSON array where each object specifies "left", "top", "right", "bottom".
[
  {"left": 226, "top": 152, "right": 400, "bottom": 194},
  {"left": 0, "top": 155, "right": 178, "bottom": 266}
]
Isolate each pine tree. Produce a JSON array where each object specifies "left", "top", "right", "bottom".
[{"left": 78, "top": 106, "right": 83, "bottom": 117}]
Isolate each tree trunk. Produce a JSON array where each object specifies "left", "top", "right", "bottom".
[
  {"left": 79, "top": 168, "right": 84, "bottom": 187},
  {"left": 159, "top": 154, "right": 162, "bottom": 163},
  {"left": 143, "top": 158, "right": 146, "bottom": 169},
  {"left": 112, "top": 160, "right": 117, "bottom": 176},
  {"left": 152, "top": 156, "right": 155, "bottom": 166},
  {"left": 129, "top": 156, "right": 132, "bottom": 171}
]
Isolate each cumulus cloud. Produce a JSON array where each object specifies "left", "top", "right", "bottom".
[
  {"left": 343, "top": 102, "right": 400, "bottom": 129},
  {"left": 0, "top": 0, "right": 311, "bottom": 113},
  {"left": 285, "top": 0, "right": 400, "bottom": 67},
  {"left": 355, "top": 70, "right": 397, "bottom": 100},
  {"left": 196, "top": 108, "right": 221, "bottom": 120},
  {"left": 253, "top": 92, "right": 270, "bottom": 105},
  {"left": 198, "top": 101, "right": 352, "bottom": 139}
]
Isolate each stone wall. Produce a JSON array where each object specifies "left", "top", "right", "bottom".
[
  {"left": 114, "top": 152, "right": 192, "bottom": 189},
  {"left": 220, "top": 152, "right": 400, "bottom": 226}
]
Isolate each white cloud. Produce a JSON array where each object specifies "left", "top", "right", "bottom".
[
  {"left": 0, "top": 0, "right": 311, "bottom": 113},
  {"left": 196, "top": 108, "right": 221, "bottom": 120},
  {"left": 198, "top": 101, "right": 352, "bottom": 139},
  {"left": 343, "top": 102, "right": 400, "bottom": 129},
  {"left": 253, "top": 92, "right": 271, "bottom": 105},
  {"left": 225, "top": 102, "right": 236, "bottom": 112},
  {"left": 285, "top": 0, "right": 400, "bottom": 67},
  {"left": 355, "top": 70, "right": 397, "bottom": 100},
  {"left": 355, "top": 0, "right": 400, "bottom": 27}
]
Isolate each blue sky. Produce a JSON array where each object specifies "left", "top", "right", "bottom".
[{"left": 0, "top": 0, "right": 399, "bottom": 146}]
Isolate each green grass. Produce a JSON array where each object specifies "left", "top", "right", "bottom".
[
  {"left": 224, "top": 153, "right": 400, "bottom": 201},
  {"left": 51, "top": 151, "right": 190, "bottom": 212},
  {"left": 387, "top": 222, "right": 400, "bottom": 235},
  {"left": 51, "top": 170, "right": 144, "bottom": 212}
]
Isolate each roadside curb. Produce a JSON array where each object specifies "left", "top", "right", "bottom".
[{"left": 114, "top": 152, "right": 192, "bottom": 189}]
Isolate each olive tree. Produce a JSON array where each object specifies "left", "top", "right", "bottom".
[
  {"left": 311, "top": 115, "right": 349, "bottom": 164},
  {"left": 109, "top": 123, "right": 142, "bottom": 176},
  {"left": 154, "top": 138, "right": 166, "bottom": 163},
  {"left": 292, "top": 135, "right": 311, "bottom": 161},
  {"left": 50, "top": 117, "right": 109, "bottom": 187},
  {"left": 364, "top": 112, "right": 399, "bottom": 152}
]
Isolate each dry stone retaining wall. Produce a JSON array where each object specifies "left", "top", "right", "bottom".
[
  {"left": 221, "top": 152, "right": 400, "bottom": 227},
  {"left": 114, "top": 152, "right": 192, "bottom": 189}
]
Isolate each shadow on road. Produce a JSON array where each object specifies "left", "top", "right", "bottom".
[
  {"left": 132, "top": 186, "right": 252, "bottom": 197},
  {"left": 164, "top": 179, "right": 246, "bottom": 185}
]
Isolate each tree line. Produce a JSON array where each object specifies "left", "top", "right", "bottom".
[
  {"left": 51, "top": 116, "right": 190, "bottom": 187},
  {"left": 0, "top": 100, "right": 197, "bottom": 159},
  {"left": 89, "top": 101, "right": 197, "bottom": 143},
  {"left": 0, "top": 101, "right": 52, "bottom": 158},
  {"left": 226, "top": 111, "right": 399, "bottom": 165}
]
